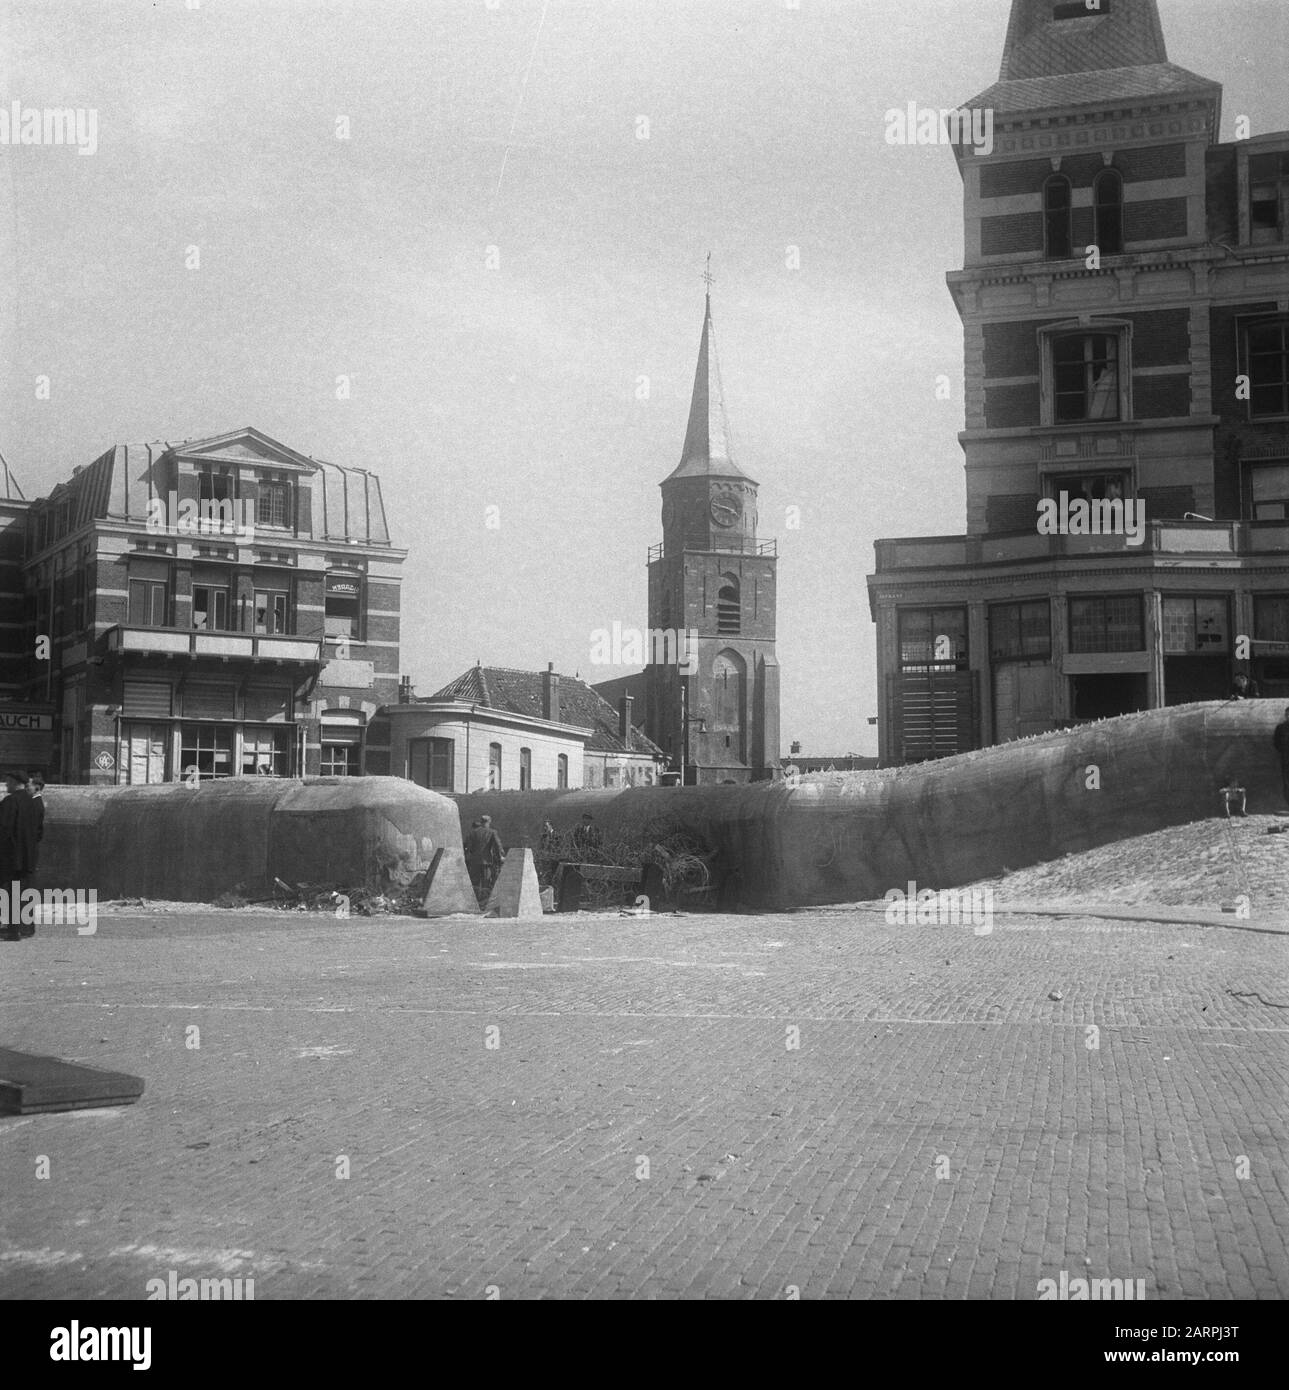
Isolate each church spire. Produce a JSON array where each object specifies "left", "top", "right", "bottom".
[{"left": 666, "top": 264, "right": 752, "bottom": 483}]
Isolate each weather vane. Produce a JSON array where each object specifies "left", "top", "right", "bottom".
[{"left": 702, "top": 252, "right": 714, "bottom": 290}]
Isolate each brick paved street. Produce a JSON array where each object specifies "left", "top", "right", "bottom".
[{"left": 1, "top": 904, "right": 1286, "bottom": 1299}]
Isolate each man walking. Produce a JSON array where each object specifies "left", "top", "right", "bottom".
[
  {"left": 1275, "top": 706, "right": 1289, "bottom": 811},
  {"left": 0, "top": 771, "right": 40, "bottom": 940},
  {"left": 464, "top": 814, "right": 505, "bottom": 902}
]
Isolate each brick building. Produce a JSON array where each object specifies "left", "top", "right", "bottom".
[
  {"left": 867, "top": 0, "right": 1289, "bottom": 765},
  {"left": 9, "top": 426, "right": 404, "bottom": 783}
]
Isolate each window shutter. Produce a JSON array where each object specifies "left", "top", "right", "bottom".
[
  {"left": 184, "top": 681, "right": 236, "bottom": 719},
  {"left": 123, "top": 680, "right": 174, "bottom": 718}
]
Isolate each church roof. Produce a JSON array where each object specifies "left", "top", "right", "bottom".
[
  {"left": 663, "top": 293, "right": 755, "bottom": 485},
  {"left": 424, "top": 665, "right": 666, "bottom": 759},
  {"left": 1001, "top": 0, "right": 1168, "bottom": 81},
  {"left": 965, "top": 0, "right": 1219, "bottom": 120},
  {"left": 967, "top": 62, "right": 1221, "bottom": 117}
]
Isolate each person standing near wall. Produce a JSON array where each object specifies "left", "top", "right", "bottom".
[
  {"left": 1274, "top": 707, "right": 1289, "bottom": 811},
  {"left": 464, "top": 814, "right": 505, "bottom": 902},
  {"left": 0, "top": 771, "right": 40, "bottom": 940}
]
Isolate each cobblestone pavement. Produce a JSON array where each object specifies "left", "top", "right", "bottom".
[{"left": 1, "top": 905, "right": 1286, "bottom": 1300}]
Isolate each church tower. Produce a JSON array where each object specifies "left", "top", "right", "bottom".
[{"left": 645, "top": 287, "right": 779, "bottom": 783}]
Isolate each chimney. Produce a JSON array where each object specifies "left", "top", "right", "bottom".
[
  {"left": 398, "top": 676, "right": 413, "bottom": 704},
  {"left": 619, "top": 694, "right": 634, "bottom": 742},
  {"left": 790, "top": 740, "right": 801, "bottom": 755},
  {"left": 542, "top": 662, "right": 560, "bottom": 722}
]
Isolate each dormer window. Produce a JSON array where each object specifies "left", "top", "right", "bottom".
[
  {"left": 1044, "top": 175, "right": 1073, "bottom": 259},
  {"left": 198, "top": 467, "right": 235, "bottom": 504},
  {"left": 257, "top": 478, "right": 290, "bottom": 528},
  {"left": 1250, "top": 151, "right": 1289, "bottom": 245}
]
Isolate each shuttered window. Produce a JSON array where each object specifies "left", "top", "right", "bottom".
[
  {"left": 183, "top": 681, "right": 236, "bottom": 719},
  {"left": 244, "top": 684, "right": 291, "bottom": 723},
  {"left": 123, "top": 680, "right": 174, "bottom": 718}
]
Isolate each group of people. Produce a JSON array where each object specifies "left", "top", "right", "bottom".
[
  {"left": 464, "top": 811, "right": 607, "bottom": 905},
  {"left": 0, "top": 769, "right": 46, "bottom": 941}
]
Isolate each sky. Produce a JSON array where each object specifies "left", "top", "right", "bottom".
[{"left": 2, "top": 0, "right": 1286, "bottom": 755}]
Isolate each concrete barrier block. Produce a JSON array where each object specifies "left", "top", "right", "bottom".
[
  {"left": 484, "top": 848, "right": 544, "bottom": 919},
  {"left": 420, "top": 847, "right": 482, "bottom": 917}
]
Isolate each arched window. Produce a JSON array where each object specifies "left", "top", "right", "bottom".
[
  {"left": 717, "top": 574, "right": 740, "bottom": 635},
  {"left": 1094, "top": 169, "right": 1124, "bottom": 255},
  {"left": 712, "top": 650, "right": 747, "bottom": 763},
  {"left": 488, "top": 742, "right": 502, "bottom": 790},
  {"left": 519, "top": 747, "right": 532, "bottom": 790},
  {"left": 1044, "top": 175, "right": 1072, "bottom": 259},
  {"left": 556, "top": 753, "right": 568, "bottom": 789}
]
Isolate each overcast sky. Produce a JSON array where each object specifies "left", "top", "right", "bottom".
[{"left": 2, "top": 0, "right": 1285, "bottom": 754}]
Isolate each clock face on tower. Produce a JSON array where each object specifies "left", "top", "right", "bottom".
[{"left": 710, "top": 491, "right": 743, "bottom": 528}]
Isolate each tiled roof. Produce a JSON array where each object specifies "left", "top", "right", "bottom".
[
  {"left": 966, "top": 62, "right": 1220, "bottom": 117},
  {"left": 999, "top": 0, "right": 1168, "bottom": 82},
  {"left": 425, "top": 665, "right": 666, "bottom": 759}
]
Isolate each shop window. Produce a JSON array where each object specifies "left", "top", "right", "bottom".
[
  {"left": 180, "top": 724, "right": 234, "bottom": 780},
  {"left": 1162, "top": 597, "right": 1229, "bottom": 655},
  {"left": 1068, "top": 595, "right": 1145, "bottom": 653},
  {"left": 321, "top": 743, "right": 359, "bottom": 777},
  {"left": 899, "top": 608, "right": 969, "bottom": 670},
  {"left": 242, "top": 728, "right": 290, "bottom": 776},
  {"left": 989, "top": 601, "right": 1051, "bottom": 661}
]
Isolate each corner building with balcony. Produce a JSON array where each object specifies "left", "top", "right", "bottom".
[
  {"left": 867, "top": 0, "right": 1289, "bottom": 765},
  {"left": 19, "top": 427, "right": 405, "bottom": 783}
]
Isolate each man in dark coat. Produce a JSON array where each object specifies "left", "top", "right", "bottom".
[
  {"left": 0, "top": 771, "right": 40, "bottom": 940},
  {"left": 571, "top": 813, "right": 603, "bottom": 860},
  {"left": 1275, "top": 706, "right": 1289, "bottom": 811},
  {"left": 463, "top": 815, "right": 504, "bottom": 901},
  {"left": 27, "top": 771, "right": 44, "bottom": 864}
]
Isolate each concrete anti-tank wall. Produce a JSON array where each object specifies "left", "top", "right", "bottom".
[
  {"left": 453, "top": 702, "right": 1284, "bottom": 910},
  {"left": 33, "top": 776, "right": 461, "bottom": 902}
]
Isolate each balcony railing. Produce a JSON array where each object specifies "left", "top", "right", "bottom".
[
  {"left": 873, "top": 520, "right": 1289, "bottom": 572},
  {"left": 106, "top": 625, "right": 323, "bottom": 663},
  {"left": 648, "top": 537, "right": 777, "bottom": 563}
]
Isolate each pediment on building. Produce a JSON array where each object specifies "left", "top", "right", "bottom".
[{"left": 174, "top": 427, "right": 319, "bottom": 472}]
